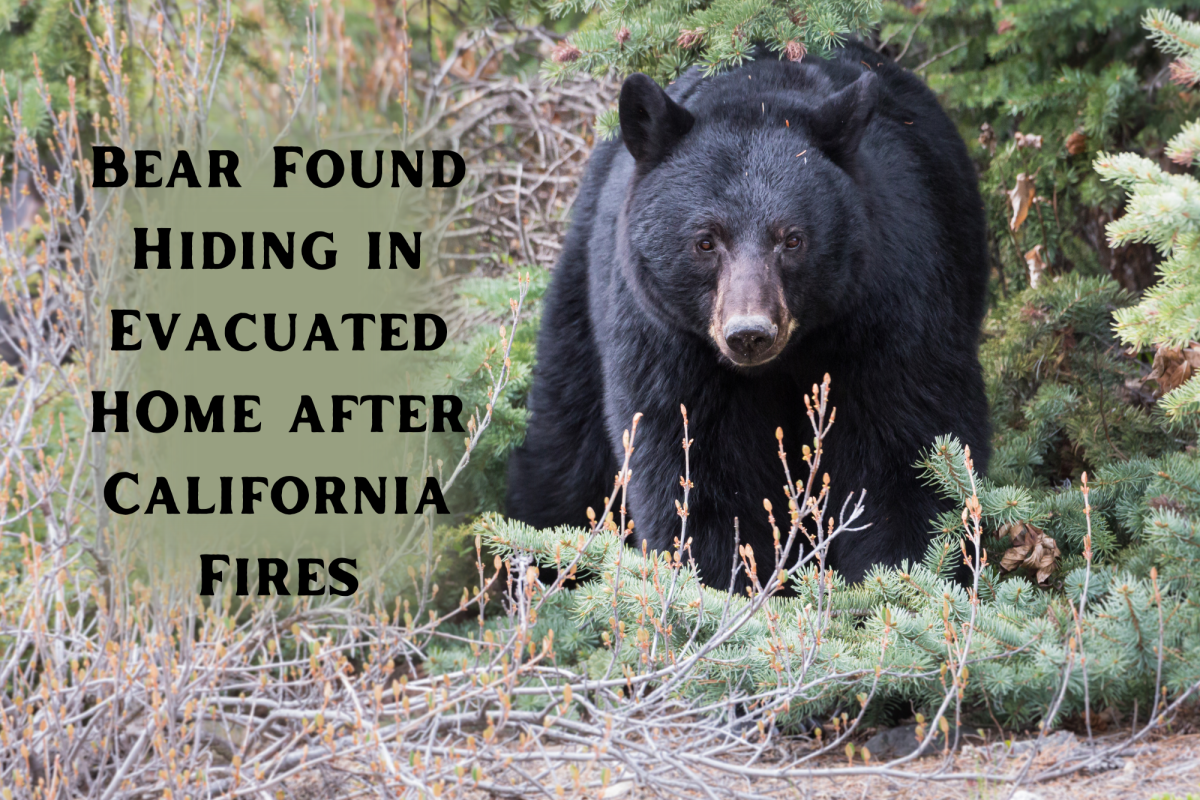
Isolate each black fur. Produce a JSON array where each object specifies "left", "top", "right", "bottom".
[{"left": 507, "top": 43, "right": 990, "bottom": 589}]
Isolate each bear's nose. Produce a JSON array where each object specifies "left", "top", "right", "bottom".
[{"left": 723, "top": 315, "right": 778, "bottom": 361}]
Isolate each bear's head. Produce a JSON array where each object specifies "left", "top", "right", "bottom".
[{"left": 617, "top": 65, "right": 879, "bottom": 368}]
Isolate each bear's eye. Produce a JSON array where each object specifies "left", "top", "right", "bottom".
[
  {"left": 697, "top": 238, "right": 715, "bottom": 252},
  {"left": 785, "top": 234, "right": 803, "bottom": 250}
]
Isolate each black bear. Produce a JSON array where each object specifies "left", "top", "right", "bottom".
[{"left": 507, "top": 42, "right": 990, "bottom": 589}]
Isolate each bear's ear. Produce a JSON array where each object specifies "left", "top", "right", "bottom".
[
  {"left": 808, "top": 72, "right": 879, "bottom": 164},
  {"left": 619, "top": 73, "right": 695, "bottom": 167}
]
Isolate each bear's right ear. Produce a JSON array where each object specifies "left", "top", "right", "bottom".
[{"left": 619, "top": 73, "right": 695, "bottom": 167}]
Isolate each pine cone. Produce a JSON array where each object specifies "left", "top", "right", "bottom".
[
  {"left": 677, "top": 29, "right": 704, "bottom": 49},
  {"left": 551, "top": 41, "right": 581, "bottom": 64},
  {"left": 1065, "top": 130, "right": 1087, "bottom": 156}
]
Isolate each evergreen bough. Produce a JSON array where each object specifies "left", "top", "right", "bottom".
[
  {"left": 449, "top": 432, "right": 1200, "bottom": 729},
  {"left": 1096, "top": 9, "right": 1200, "bottom": 419},
  {"left": 539, "top": 0, "right": 880, "bottom": 86}
]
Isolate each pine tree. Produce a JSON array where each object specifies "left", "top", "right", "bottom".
[{"left": 1096, "top": 9, "right": 1200, "bottom": 420}]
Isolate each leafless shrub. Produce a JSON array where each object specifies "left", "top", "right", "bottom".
[
  {"left": 1, "top": 3, "right": 1196, "bottom": 798},
  {"left": 413, "top": 30, "right": 618, "bottom": 340}
]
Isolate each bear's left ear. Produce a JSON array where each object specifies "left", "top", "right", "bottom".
[
  {"left": 619, "top": 73, "right": 695, "bottom": 167},
  {"left": 808, "top": 72, "right": 879, "bottom": 164}
]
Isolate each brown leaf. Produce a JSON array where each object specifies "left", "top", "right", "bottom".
[
  {"left": 448, "top": 43, "right": 501, "bottom": 81},
  {"left": 1008, "top": 173, "right": 1035, "bottom": 232},
  {"left": 449, "top": 48, "right": 477, "bottom": 80},
  {"left": 1024, "top": 244, "right": 1048, "bottom": 289},
  {"left": 1145, "top": 344, "right": 1198, "bottom": 395},
  {"left": 997, "top": 19, "right": 1015, "bottom": 34},
  {"left": 1184, "top": 344, "right": 1200, "bottom": 370},
  {"left": 998, "top": 522, "right": 1060, "bottom": 585},
  {"left": 1065, "top": 131, "right": 1087, "bottom": 156}
]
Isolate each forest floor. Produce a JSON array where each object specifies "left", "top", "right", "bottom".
[
  {"left": 270, "top": 722, "right": 1199, "bottom": 799},
  {"left": 743, "top": 733, "right": 1199, "bottom": 799}
]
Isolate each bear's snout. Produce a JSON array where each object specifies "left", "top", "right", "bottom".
[
  {"left": 723, "top": 316, "right": 777, "bottom": 362},
  {"left": 711, "top": 252, "right": 792, "bottom": 367}
]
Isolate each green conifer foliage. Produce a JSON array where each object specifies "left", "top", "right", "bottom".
[
  {"left": 1096, "top": 10, "right": 1200, "bottom": 420},
  {"left": 874, "top": 1, "right": 1200, "bottom": 302},
  {"left": 443, "top": 266, "right": 551, "bottom": 514},
  {"left": 977, "top": 274, "right": 1184, "bottom": 499},
  {"left": 540, "top": 0, "right": 880, "bottom": 86},
  {"left": 468, "top": 434, "right": 1200, "bottom": 729},
  {"left": 0, "top": 0, "right": 95, "bottom": 152}
]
